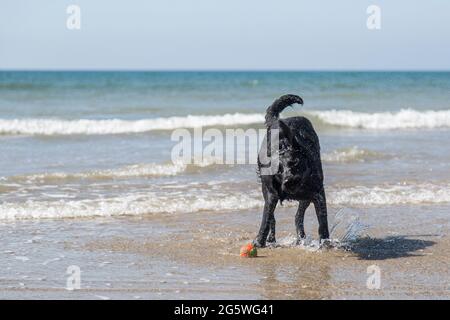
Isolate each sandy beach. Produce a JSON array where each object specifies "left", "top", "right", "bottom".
[{"left": 1, "top": 203, "right": 448, "bottom": 299}]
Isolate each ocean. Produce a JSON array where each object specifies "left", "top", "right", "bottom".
[{"left": 1, "top": 71, "right": 449, "bottom": 299}]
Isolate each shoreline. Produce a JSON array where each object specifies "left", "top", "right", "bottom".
[{"left": 1, "top": 205, "right": 448, "bottom": 299}]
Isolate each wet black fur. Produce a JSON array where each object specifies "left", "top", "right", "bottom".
[{"left": 254, "top": 94, "right": 330, "bottom": 247}]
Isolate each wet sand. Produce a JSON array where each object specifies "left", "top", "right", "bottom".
[{"left": 0, "top": 204, "right": 448, "bottom": 299}]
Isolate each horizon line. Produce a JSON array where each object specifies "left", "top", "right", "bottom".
[{"left": 1, "top": 68, "right": 450, "bottom": 73}]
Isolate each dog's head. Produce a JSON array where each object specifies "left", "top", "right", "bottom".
[{"left": 278, "top": 120, "right": 312, "bottom": 194}]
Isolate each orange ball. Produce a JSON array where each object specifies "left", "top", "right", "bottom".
[{"left": 240, "top": 243, "right": 257, "bottom": 257}]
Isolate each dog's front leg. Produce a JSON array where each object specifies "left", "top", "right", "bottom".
[
  {"left": 254, "top": 192, "right": 278, "bottom": 248},
  {"left": 313, "top": 189, "right": 330, "bottom": 240}
]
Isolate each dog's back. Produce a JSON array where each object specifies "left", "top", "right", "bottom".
[
  {"left": 258, "top": 96, "right": 323, "bottom": 191},
  {"left": 279, "top": 116, "right": 321, "bottom": 159}
]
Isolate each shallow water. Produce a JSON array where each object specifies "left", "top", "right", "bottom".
[
  {"left": 0, "top": 205, "right": 448, "bottom": 299},
  {"left": 0, "top": 71, "right": 449, "bottom": 298}
]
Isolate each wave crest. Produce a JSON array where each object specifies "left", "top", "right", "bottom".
[
  {"left": 0, "top": 113, "right": 264, "bottom": 136},
  {"left": 329, "top": 183, "right": 450, "bottom": 206},
  {"left": 1, "top": 109, "right": 450, "bottom": 136},
  {"left": 0, "top": 193, "right": 262, "bottom": 220},
  {"left": 7, "top": 158, "right": 222, "bottom": 183},
  {"left": 1, "top": 182, "right": 450, "bottom": 220},
  {"left": 322, "top": 146, "right": 384, "bottom": 163},
  {"left": 310, "top": 108, "right": 450, "bottom": 130}
]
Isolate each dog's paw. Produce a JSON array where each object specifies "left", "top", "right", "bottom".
[
  {"left": 252, "top": 239, "right": 266, "bottom": 248},
  {"left": 319, "top": 239, "right": 333, "bottom": 249},
  {"left": 296, "top": 234, "right": 306, "bottom": 246},
  {"left": 295, "top": 237, "right": 306, "bottom": 246},
  {"left": 266, "top": 235, "right": 276, "bottom": 244}
]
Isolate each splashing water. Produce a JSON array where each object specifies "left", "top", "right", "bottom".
[
  {"left": 268, "top": 208, "right": 370, "bottom": 252},
  {"left": 331, "top": 208, "right": 370, "bottom": 242}
]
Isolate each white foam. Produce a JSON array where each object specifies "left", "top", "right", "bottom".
[
  {"left": 328, "top": 183, "right": 450, "bottom": 206},
  {"left": 273, "top": 235, "right": 344, "bottom": 251},
  {"left": 310, "top": 108, "right": 450, "bottom": 130},
  {"left": 1, "top": 182, "right": 450, "bottom": 220},
  {"left": 0, "top": 113, "right": 264, "bottom": 136},
  {"left": 0, "top": 193, "right": 262, "bottom": 220},
  {"left": 322, "top": 146, "right": 383, "bottom": 163},
  {"left": 8, "top": 158, "right": 222, "bottom": 182},
  {"left": 2, "top": 109, "right": 449, "bottom": 135},
  {"left": 27, "top": 162, "right": 187, "bottom": 180}
]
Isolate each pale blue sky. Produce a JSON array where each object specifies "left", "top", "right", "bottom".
[{"left": 1, "top": 0, "right": 449, "bottom": 70}]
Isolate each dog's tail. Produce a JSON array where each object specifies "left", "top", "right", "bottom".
[{"left": 265, "top": 94, "right": 304, "bottom": 127}]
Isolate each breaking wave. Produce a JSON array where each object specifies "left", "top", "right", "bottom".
[
  {"left": 0, "top": 193, "right": 262, "bottom": 220},
  {"left": 1, "top": 182, "right": 450, "bottom": 220},
  {"left": 322, "top": 146, "right": 385, "bottom": 163},
  {"left": 5, "top": 158, "right": 222, "bottom": 183},
  {"left": 0, "top": 113, "right": 264, "bottom": 136},
  {"left": 1, "top": 108, "right": 450, "bottom": 136},
  {"left": 328, "top": 183, "right": 450, "bottom": 206},
  {"left": 3, "top": 146, "right": 382, "bottom": 184},
  {"left": 309, "top": 108, "right": 450, "bottom": 130}
]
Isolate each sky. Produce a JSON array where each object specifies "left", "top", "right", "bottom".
[{"left": 1, "top": 0, "right": 449, "bottom": 70}]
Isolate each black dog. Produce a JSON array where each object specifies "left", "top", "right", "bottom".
[{"left": 254, "top": 94, "right": 329, "bottom": 247}]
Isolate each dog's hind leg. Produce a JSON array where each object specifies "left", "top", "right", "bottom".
[
  {"left": 267, "top": 214, "right": 276, "bottom": 244},
  {"left": 295, "top": 200, "right": 310, "bottom": 243},
  {"left": 313, "top": 189, "right": 330, "bottom": 240},
  {"left": 254, "top": 185, "right": 278, "bottom": 248}
]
